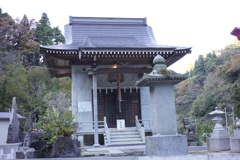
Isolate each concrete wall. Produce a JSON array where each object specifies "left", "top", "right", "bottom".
[
  {"left": 0, "top": 119, "right": 9, "bottom": 144},
  {"left": 72, "top": 65, "right": 93, "bottom": 131}
]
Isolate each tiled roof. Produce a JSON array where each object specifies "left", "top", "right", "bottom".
[{"left": 42, "top": 17, "right": 191, "bottom": 50}]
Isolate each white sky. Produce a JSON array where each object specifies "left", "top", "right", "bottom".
[{"left": 1, "top": 0, "right": 240, "bottom": 72}]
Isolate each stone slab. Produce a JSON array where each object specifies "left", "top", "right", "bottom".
[
  {"left": 230, "top": 137, "right": 240, "bottom": 152},
  {"left": 0, "top": 143, "right": 21, "bottom": 154},
  {"left": 207, "top": 137, "right": 230, "bottom": 152},
  {"left": 145, "top": 135, "right": 188, "bottom": 156},
  {"left": 0, "top": 143, "right": 21, "bottom": 160}
]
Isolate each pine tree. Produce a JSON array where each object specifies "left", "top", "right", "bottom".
[{"left": 35, "top": 12, "right": 65, "bottom": 46}]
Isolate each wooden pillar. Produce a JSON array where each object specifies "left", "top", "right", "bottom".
[{"left": 92, "top": 73, "right": 100, "bottom": 147}]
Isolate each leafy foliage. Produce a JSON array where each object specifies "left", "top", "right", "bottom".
[
  {"left": 0, "top": 62, "right": 28, "bottom": 112},
  {"left": 34, "top": 110, "right": 77, "bottom": 146},
  {"left": 0, "top": 9, "right": 70, "bottom": 120},
  {"left": 176, "top": 39, "right": 240, "bottom": 145},
  {"left": 35, "top": 12, "right": 65, "bottom": 46}
]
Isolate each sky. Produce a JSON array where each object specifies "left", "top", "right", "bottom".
[{"left": 1, "top": 0, "right": 240, "bottom": 73}]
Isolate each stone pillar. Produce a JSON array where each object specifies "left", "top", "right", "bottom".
[
  {"left": 136, "top": 55, "right": 188, "bottom": 156},
  {"left": 150, "top": 84, "right": 177, "bottom": 135}
]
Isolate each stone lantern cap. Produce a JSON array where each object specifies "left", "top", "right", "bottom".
[
  {"left": 209, "top": 107, "right": 225, "bottom": 115},
  {"left": 136, "top": 55, "right": 188, "bottom": 86}
]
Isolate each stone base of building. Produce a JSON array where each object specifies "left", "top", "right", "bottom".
[
  {"left": 230, "top": 137, "right": 240, "bottom": 152},
  {"left": 207, "top": 137, "right": 230, "bottom": 152},
  {"left": 145, "top": 135, "right": 188, "bottom": 156}
]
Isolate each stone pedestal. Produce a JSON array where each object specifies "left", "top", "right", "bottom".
[
  {"left": 230, "top": 128, "right": 240, "bottom": 152},
  {"left": 146, "top": 135, "right": 188, "bottom": 156},
  {"left": 207, "top": 137, "right": 230, "bottom": 152},
  {"left": 230, "top": 137, "right": 240, "bottom": 152}
]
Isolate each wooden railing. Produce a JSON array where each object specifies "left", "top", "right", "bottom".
[
  {"left": 104, "top": 116, "right": 110, "bottom": 145},
  {"left": 135, "top": 115, "right": 145, "bottom": 143}
]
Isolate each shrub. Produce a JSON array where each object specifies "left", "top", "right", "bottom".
[{"left": 34, "top": 109, "right": 77, "bottom": 146}]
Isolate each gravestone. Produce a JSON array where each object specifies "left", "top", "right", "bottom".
[
  {"left": 0, "top": 97, "right": 23, "bottom": 159},
  {"left": 7, "top": 97, "right": 20, "bottom": 143},
  {"left": 136, "top": 55, "right": 188, "bottom": 156}
]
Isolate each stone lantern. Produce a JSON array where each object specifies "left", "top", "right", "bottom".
[
  {"left": 136, "top": 55, "right": 188, "bottom": 156},
  {"left": 207, "top": 107, "right": 230, "bottom": 151}
]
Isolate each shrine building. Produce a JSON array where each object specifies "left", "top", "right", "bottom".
[{"left": 40, "top": 17, "right": 191, "bottom": 146}]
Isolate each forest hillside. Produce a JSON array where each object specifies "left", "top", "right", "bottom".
[
  {"left": 0, "top": 9, "right": 71, "bottom": 118},
  {"left": 175, "top": 40, "right": 240, "bottom": 144}
]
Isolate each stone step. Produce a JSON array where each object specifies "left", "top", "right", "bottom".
[
  {"left": 106, "top": 141, "right": 145, "bottom": 146},
  {"left": 111, "top": 137, "right": 143, "bottom": 142},
  {"left": 111, "top": 134, "right": 141, "bottom": 138},
  {"left": 104, "top": 127, "right": 144, "bottom": 146},
  {"left": 110, "top": 128, "right": 137, "bottom": 131},
  {"left": 111, "top": 131, "right": 139, "bottom": 135}
]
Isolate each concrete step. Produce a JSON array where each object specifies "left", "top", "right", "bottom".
[
  {"left": 104, "top": 127, "right": 144, "bottom": 146},
  {"left": 111, "top": 138, "right": 143, "bottom": 142},
  {"left": 111, "top": 131, "right": 139, "bottom": 135},
  {"left": 111, "top": 135, "right": 141, "bottom": 138},
  {"left": 106, "top": 141, "right": 145, "bottom": 146}
]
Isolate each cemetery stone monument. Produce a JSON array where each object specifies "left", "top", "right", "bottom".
[
  {"left": 207, "top": 107, "right": 230, "bottom": 151},
  {"left": 7, "top": 97, "right": 20, "bottom": 143},
  {"left": 136, "top": 55, "right": 188, "bottom": 156},
  {"left": 230, "top": 118, "right": 240, "bottom": 152},
  {"left": 0, "top": 97, "right": 23, "bottom": 159}
]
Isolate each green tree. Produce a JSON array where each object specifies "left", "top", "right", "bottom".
[
  {"left": 204, "top": 52, "right": 218, "bottom": 74},
  {"left": 231, "top": 82, "right": 240, "bottom": 118},
  {"left": 35, "top": 12, "right": 65, "bottom": 46},
  {"left": 0, "top": 62, "right": 28, "bottom": 112},
  {"left": 191, "top": 55, "right": 206, "bottom": 84},
  {"left": 17, "top": 15, "right": 40, "bottom": 66},
  {"left": 27, "top": 68, "right": 52, "bottom": 114}
]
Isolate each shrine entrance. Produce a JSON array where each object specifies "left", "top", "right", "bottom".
[{"left": 97, "top": 88, "right": 141, "bottom": 128}]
